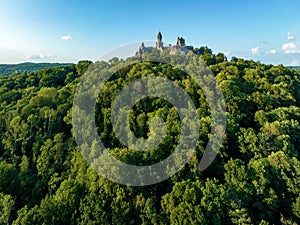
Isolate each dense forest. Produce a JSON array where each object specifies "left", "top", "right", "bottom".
[
  {"left": 0, "top": 63, "right": 73, "bottom": 77},
  {"left": 0, "top": 48, "right": 299, "bottom": 225}
]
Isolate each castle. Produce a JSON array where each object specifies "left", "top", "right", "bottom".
[{"left": 137, "top": 32, "right": 194, "bottom": 56}]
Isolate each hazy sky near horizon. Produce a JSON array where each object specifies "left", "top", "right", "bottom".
[{"left": 0, "top": 0, "right": 300, "bottom": 65}]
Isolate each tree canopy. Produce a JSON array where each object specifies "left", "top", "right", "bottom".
[{"left": 0, "top": 51, "right": 299, "bottom": 224}]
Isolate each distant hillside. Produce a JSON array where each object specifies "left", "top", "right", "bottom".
[
  {"left": 0, "top": 62, "right": 73, "bottom": 77},
  {"left": 287, "top": 66, "right": 300, "bottom": 71}
]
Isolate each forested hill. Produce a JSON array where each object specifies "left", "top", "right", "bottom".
[
  {"left": 0, "top": 62, "right": 73, "bottom": 77},
  {"left": 288, "top": 66, "right": 300, "bottom": 71},
  {"left": 0, "top": 50, "right": 299, "bottom": 225}
]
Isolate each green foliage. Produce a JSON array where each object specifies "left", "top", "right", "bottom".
[
  {"left": 0, "top": 51, "right": 299, "bottom": 224},
  {"left": 0, "top": 193, "right": 14, "bottom": 225}
]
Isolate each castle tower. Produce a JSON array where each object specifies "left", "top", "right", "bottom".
[
  {"left": 156, "top": 32, "right": 163, "bottom": 50},
  {"left": 177, "top": 37, "right": 186, "bottom": 46},
  {"left": 157, "top": 32, "right": 162, "bottom": 42},
  {"left": 138, "top": 42, "right": 145, "bottom": 55}
]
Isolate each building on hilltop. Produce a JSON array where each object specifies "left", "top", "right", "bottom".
[
  {"left": 138, "top": 42, "right": 153, "bottom": 56},
  {"left": 137, "top": 32, "right": 194, "bottom": 56}
]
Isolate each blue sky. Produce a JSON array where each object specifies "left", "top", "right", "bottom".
[{"left": 0, "top": 0, "right": 300, "bottom": 65}]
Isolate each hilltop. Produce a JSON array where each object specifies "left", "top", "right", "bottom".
[{"left": 0, "top": 62, "right": 73, "bottom": 77}]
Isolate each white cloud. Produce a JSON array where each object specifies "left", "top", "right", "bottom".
[
  {"left": 266, "top": 49, "right": 277, "bottom": 54},
  {"left": 251, "top": 47, "right": 260, "bottom": 55},
  {"left": 282, "top": 42, "right": 300, "bottom": 54},
  {"left": 22, "top": 52, "right": 54, "bottom": 60},
  {"left": 0, "top": 47, "right": 24, "bottom": 63},
  {"left": 291, "top": 59, "right": 300, "bottom": 66},
  {"left": 61, "top": 35, "right": 72, "bottom": 41},
  {"left": 287, "top": 32, "right": 295, "bottom": 40}
]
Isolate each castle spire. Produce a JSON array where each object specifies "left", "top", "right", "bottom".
[
  {"left": 157, "top": 31, "right": 162, "bottom": 41},
  {"left": 156, "top": 31, "right": 163, "bottom": 50}
]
